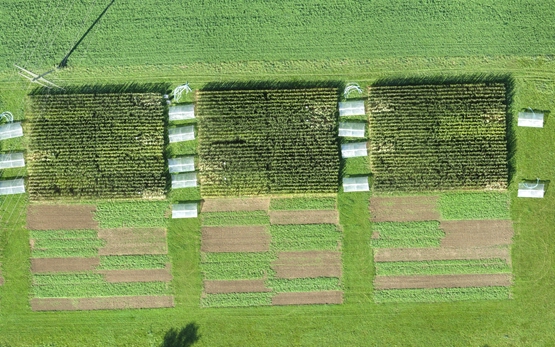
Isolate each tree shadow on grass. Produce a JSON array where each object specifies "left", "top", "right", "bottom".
[{"left": 160, "top": 323, "right": 200, "bottom": 347}]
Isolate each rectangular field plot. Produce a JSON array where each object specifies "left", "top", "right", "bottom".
[
  {"left": 368, "top": 83, "right": 508, "bottom": 192},
  {"left": 200, "top": 197, "right": 343, "bottom": 307}
]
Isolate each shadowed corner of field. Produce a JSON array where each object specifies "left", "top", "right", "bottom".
[
  {"left": 160, "top": 323, "right": 200, "bottom": 347},
  {"left": 201, "top": 80, "right": 344, "bottom": 91}
]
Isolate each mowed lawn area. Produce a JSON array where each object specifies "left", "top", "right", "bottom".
[{"left": 1, "top": 1, "right": 555, "bottom": 347}]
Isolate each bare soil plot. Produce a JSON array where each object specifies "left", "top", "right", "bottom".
[
  {"left": 369, "top": 196, "right": 440, "bottom": 222},
  {"left": 374, "top": 273, "right": 512, "bottom": 289},
  {"left": 99, "top": 268, "right": 172, "bottom": 283},
  {"left": 272, "top": 251, "right": 342, "bottom": 278},
  {"left": 31, "top": 257, "right": 100, "bottom": 273},
  {"left": 374, "top": 247, "right": 511, "bottom": 263},
  {"left": 440, "top": 220, "right": 513, "bottom": 248},
  {"left": 98, "top": 228, "right": 167, "bottom": 255},
  {"left": 27, "top": 205, "right": 97, "bottom": 230},
  {"left": 201, "top": 226, "right": 270, "bottom": 252},
  {"left": 31, "top": 295, "right": 174, "bottom": 311},
  {"left": 201, "top": 198, "right": 271, "bottom": 212},
  {"left": 204, "top": 280, "right": 271, "bottom": 294},
  {"left": 272, "top": 291, "right": 343, "bottom": 305},
  {"left": 269, "top": 210, "right": 339, "bottom": 225}
]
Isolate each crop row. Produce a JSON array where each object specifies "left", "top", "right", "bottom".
[
  {"left": 374, "top": 259, "right": 511, "bottom": 276},
  {"left": 374, "top": 286, "right": 510, "bottom": 303}
]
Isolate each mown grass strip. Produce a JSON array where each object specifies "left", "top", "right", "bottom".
[
  {"left": 33, "top": 282, "right": 170, "bottom": 298},
  {"left": 201, "top": 293, "right": 272, "bottom": 308},
  {"left": 266, "top": 278, "right": 341, "bottom": 292},
  {"left": 439, "top": 192, "right": 510, "bottom": 220},
  {"left": 32, "top": 248, "right": 99, "bottom": 258},
  {"left": 270, "top": 197, "right": 336, "bottom": 211},
  {"left": 371, "top": 238, "right": 441, "bottom": 249},
  {"left": 33, "top": 273, "right": 105, "bottom": 285},
  {"left": 201, "top": 211, "right": 270, "bottom": 226},
  {"left": 270, "top": 224, "right": 341, "bottom": 251},
  {"left": 97, "top": 255, "right": 169, "bottom": 270},
  {"left": 33, "top": 238, "right": 106, "bottom": 249},
  {"left": 202, "top": 252, "right": 275, "bottom": 280},
  {"left": 94, "top": 201, "right": 168, "bottom": 228},
  {"left": 375, "top": 259, "right": 511, "bottom": 276},
  {"left": 374, "top": 286, "right": 511, "bottom": 303},
  {"left": 30, "top": 230, "right": 98, "bottom": 240},
  {"left": 373, "top": 221, "right": 444, "bottom": 239}
]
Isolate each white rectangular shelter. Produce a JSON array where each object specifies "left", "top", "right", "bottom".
[
  {"left": 0, "top": 178, "right": 25, "bottom": 195},
  {"left": 517, "top": 182, "right": 545, "bottom": 198},
  {"left": 168, "top": 125, "right": 195, "bottom": 143},
  {"left": 341, "top": 142, "right": 367, "bottom": 158},
  {"left": 518, "top": 111, "right": 544, "bottom": 128},
  {"left": 339, "top": 100, "right": 366, "bottom": 117},
  {"left": 169, "top": 104, "right": 195, "bottom": 121},
  {"left": 168, "top": 156, "right": 195, "bottom": 173},
  {"left": 0, "top": 152, "right": 25, "bottom": 169},
  {"left": 343, "top": 176, "right": 369, "bottom": 192},
  {"left": 171, "top": 172, "right": 197, "bottom": 189},
  {"left": 172, "top": 203, "right": 198, "bottom": 218},
  {"left": 339, "top": 122, "right": 366, "bottom": 138},
  {"left": 0, "top": 122, "right": 23, "bottom": 141}
]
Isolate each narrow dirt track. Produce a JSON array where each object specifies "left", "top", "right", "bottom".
[
  {"left": 374, "top": 246, "right": 511, "bottom": 263},
  {"left": 269, "top": 210, "right": 338, "bottom": 225},
  {"left": 369, "top": 196, "right": 440, "bottom": 222},
  {"left": 31, "top": 257, "right": 100, "bottom": 273},
  {"left": 204, "top": 279, "right": 271, "bottom": 294},
  {"left": 201, "top": 226, "right": 270, "bottom": 252},
  {"left": 374, "top": 273, "right": 512, "bottom": 289},
  {"left": 27, "top": 205, "right": 98, "bottom": 230},
  {"left": 272, "top": 251, "right": 342, "bottom": 278},
  {"left": 272, "top": 291, "right": 343, "bottom": 305},
  {"left": 440, "top": 220, "right": 514, "bottom": 248},
  {"left": 31, "top": 295, "right": 175, "bottom": 311},
  {"left": 201, "top": 198, "right": 271, "bottom": 212}
]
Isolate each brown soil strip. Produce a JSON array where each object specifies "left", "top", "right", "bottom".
[
  {"left": 201, "top": 198, "right": 271, "bottom": 212},
  {"left": 272, "top": 291, "right": 343, "bottom": 305},
  {"left": 374, "top": 247, "right": 511, "bottom": 263},
  {"left": 27, "top": 205, "right": 97, "bottom": 230},
  {"left": 440, "top": 220, "right": 514, "bottom": 248},
  {"left": 31, "top": 298, "right": 77, "bottom": 311},
  {"left": 204, "top": 280, "right": 271, "bottom": 294},
  {"left": 369, "top": 196, "right": 440, "bottom": 222},
  {"left": 31, "top": 295, "right": 174, "bottom": 311},
  {"left": 272, "top": 251, "right": 342, "bottom": 278},
  {"left": 201, "top": 226, "right": 270, "bottom": 252},
  {"left": 31, "top": 257, "right": 100, "bottom": 273},
  {"left": 269, "top": 210, "right": 339, "bottom": 225},
  {"left": 98, "top": 228, "right": 168, "bottom": 255},
  {"left": 99, "top": 268, "right": 172, "bottom": 283},
  {"left": 374, "top": 274, "right": 512, "bottom": 290}
]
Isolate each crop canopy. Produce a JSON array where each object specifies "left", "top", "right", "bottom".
[
  {"left": 168, "top": 125, "right": 195, "bottom": 143},
  {"left": 169, "top": 104, "right": 195, "bottom": 121},
  {"left": 171, "top": 172, "right": 197, "bottom": 189},
  {"left": 339, "top": 100, "right": 365, "bottom": 117},
  {"left": 0, "top": 178, "right": 25, "bottom": 195},
  {"left": 168, "top": 156, "right": 195, "bottom": 173},
  {"left": 0, "top": 122, "right": 23, "bottom": 140},
  {"left": 339, "top": 122, "right": 366, "bottom": 138},
  {"left": 172, "top": 203, "right": 198, "bottom": 218},
  {"left": 0, "top": 152, "right": 25, "bottom": 169},
  {"left": 341, "top": 142, "right": 367, "bottom": 158},
  {"left": 517, "top": 111, "right": 544, "bottom": 128},
  {"left": 343, "top": 176, "right": 369, "bottom": 192}
]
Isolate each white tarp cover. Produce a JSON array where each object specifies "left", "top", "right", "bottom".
[
  {"left": 0, "top": 152, "right": 25, "bottom": 169},
  {"left": 169, "top": 104, "right": 195, "bottom": 121},
  {"left": 172, "top": 172, "right": 197, "bottom": 189},
  {"left": 339, "top": 122, "right": 366, "bottom": 138},
  {"left": 168, "top": 156, "right": 195, "bottom": 173},
  {"left": 0, "top": 122, "right": 23, "bottom": 141},
  {"left": 341, "top": 142, "right": 367, "bottom": 158},
  {"left": 168, "top": 125, "right": 195, "bottom": 143},
  {"left": 172, "top": 203, "right": 198, "bottom": 218},
  {"left": 518, "top": 111, "right": 544, "bottom": 128},
  {"left": 517, "top": 182, "right": 545, "bottom": 198},
  {"left": 0, "top": 178, "right": 25, "bottom": 195},
  {"left": 339, "top": 100, "right": 366, "bottom": 117},
  {"left": 343, "top": 176, "right": 369, "bottom": 192}
]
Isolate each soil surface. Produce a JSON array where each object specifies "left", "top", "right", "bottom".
[
  {"left": 269, "top": 210, "right": 339, "bottom": 225},
  {"left": 374, "top": 246, "right": 511, "bottom": 263},
  {"left": 440, "top": 220, "right": 513, "bottom": 248},
  {"left": 31, "top": 257, "right": 100, "bottom": 273},
  {"left": 98, "top": 228, "right": 167, "bottom": 255},
  {"left": 369, "top": 196, "right": 440, "bottom": 222},
  {"left": 27, "top": 205, "right": 98, "bottom": 230},
  {"left": 31, "top": 295, "right": 174, "bottom": 311},
  {"left": 204, "top": 279, "right": 271, "bottom": 294},
  {"left": 272, "top": 251, "right": 342, "bottom": 278},
  {"left": 272, "top": 291, "right": 343, "bottom": 305},
  {"left": 374, "top": 273, "right": 512, "bottom": 289},
  {"left": 201, "top": 198, "right": 271, "bottom": 212},
  {"left": 201, "top": 226, "right": 270, "bottom": 252},
  {"left": 99, "top": 268, "right": 172, "bottom": 283}
]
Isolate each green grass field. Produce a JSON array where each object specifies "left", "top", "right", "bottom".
[{"left": 1, "top": 1, "right": 555, "bottom": 345}]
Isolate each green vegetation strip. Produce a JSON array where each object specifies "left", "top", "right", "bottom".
[
  {"left": 94, "top": 201, "right": 168, "bottom": 228},
  {"left": 30, "top": 230, "right": 98, "bottom": 239},
  {"left": 374, "top": 287, "right": 511, "bottom": 303},
  {"left": 33, "top": 282, "right": 170, "bottom": 298},
  {"left": 266, "top": 278, "right": 341, "bottom": 292},
  {"left": 201, "top": 293, "right": 273, "bottom": 308},
  {"left": 270, "top": 224, "right": 341, "bottom": 251},
  {"left": 97, "top": 255, "right": 170, "bottom": 270},
  {"left": 32, "top": 248, "right": 99, "bottom": 259},
  {"left": 373, "top": 221, "right": 444, "bottom": 239},
  {"left": 375, "top": 259, "right": 511, "bottom": 276},
  {"left": 371, "top": 238, "right": 441, "bottom": 249},
  {"left": 201, "top": 211, "right": 270, "bottom": 226},
  {"left": 439, "top": 192, "right": 510, "bottom": 220},
  {"left": 270, "top": 197, "right": 336, "bottom": 211},
  {"left": 201, "top": 252, "right": 275, "bottom": 280},
  {"left": 33, "top": 273, "right": 105, "bottom": 285},
  {"left": 33, "top": 238, "right": 106, "bottom": 249}
]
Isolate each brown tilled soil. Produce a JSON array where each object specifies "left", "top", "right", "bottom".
[
  {"left": 204, "top": 280, "right": 271, "bottom": 294},
  {"left": 201, "top": 198, "right": 271, "bottom": 212},
  {"left": 374, "top": 247, "right": 511, "bottom": 263},
  {"left": 98, "top": 228, "right": 168, "bottom": 255},
  {"left": 374, "top": 273, "right": 512, "bottom": 290},
  {"left": 31, "top": 295, "right": 174, "bottom": 311},
  {"left": 99, "top": 268, "right": 172, "bottom": 283},
  {"left": 369, "top": 196, "right": 440, "bottom": 222},
  {"left": 272, "top": 251, "right": 342, "bottom": 278},
  {"left": 269, "top": 210, "right": 339, "bottom": 225},
  {"left": 440, "top": 220, "right": 514, "bottom": 248},
  {"left": 31, "top": 257, "right": 100, "bottom": 273},
  {"left": 272, "top": 291, "right": 343, "bottom": 305},
  {"left": 201, "top": 226, "right": 270, "bottom": 252},
  {"left": 27, "top": 205, "right": 98, "bottom": 230},
  {"left": 31, "top": 298, "right": 77, "bottom": 311}
]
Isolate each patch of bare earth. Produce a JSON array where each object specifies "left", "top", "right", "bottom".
[
  {"left": 27, "top": 205, "right": 98, "bottom": 230},
  {"left": 369, "top": 196, "right": 440, "bottom": 222},
  {"left": 31, "top": 257, "right": 100, "bottom": 273},
  {"left": 269, "top": 210, "right": 339, "bottom": 225},
  {"left": 204, "top": 280, "right": 270, "bottom": 294},
  {"left": 201, "top": 198, "right": 270, "bottom": 212},
  {"left": 272, "top": 251, "right": 342, "bottom": 278},
  {"left": 440, "top": 220, "right": 514, "bottom": 248},
  {"left": 201, "top": 226, "right": 270, "bottom": 252},
  {"left": 374, "top": 273, "right": 512, "bottom": 290},
  {"left": 99, "top": 268, "right": 172, "bottom": 283},
  {"left": 374, "top": 247, "right": 511, "bottom": 263},
  {"left": 98, "top": 228, "right": 167, "bottom": 255},
  {"left": 31, "top": 295, "right": 174, "bottom": 311},
  {"left": 31, "top": 298, "right": 77, "bottom": 311},
  {"left": 272, "top": 291, "right": 343, "bottom": 305}
]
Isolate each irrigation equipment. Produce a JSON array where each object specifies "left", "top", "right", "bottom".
[{"left": 344, "top": 83, "right": 363, "bottom": 98}]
